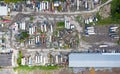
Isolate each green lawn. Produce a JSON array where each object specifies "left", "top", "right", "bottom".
[
  {"left": 57, "top": 22, "right": 65, "bottom": 27},
  {"left": 117, "top": 40, "right": 120, "bottom": 45},
  {"left": 17, "top": 51, "right": 22, "bottom": 66},
  {"left": 3, "top": 0, "right": 22, "bottom": 3},
  {"left": 53, "top": 31, "right": 58, "bottom": 36},
  {"left": 101, "top": 0, "right": 108, "bottom": 3},
  {"left": 96, "top": 17, "right": 120, "bottom": 25},
  {"left": 14, "top": 65, "right": 63, "bottom": 71},
  {"left": 56, "top": 22, "right": 65, "bottom": 30}
]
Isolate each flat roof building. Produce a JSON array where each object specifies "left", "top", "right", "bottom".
[
  {"left": 69, "top": 53, "right": 120, "bottom": 67},
  {"left": 0, "top": 6, "right": 8, "bottom": 16},
  {"left": 0, "top": 53, "right": 12, "bottom": 67}
]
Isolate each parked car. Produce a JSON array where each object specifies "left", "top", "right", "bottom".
[
  {"left": 109, "top": 26, "right": 118, "bottom": 32},
  {"left": 99, "top": 44, "right": 108, "bottom": 48}
]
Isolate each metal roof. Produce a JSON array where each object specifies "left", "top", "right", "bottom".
[
  {"left": 69, "top": 53, "right": 120, "bottom": 67},
  {"left": 0, "top": 53, "right": 12, "bottom": 66},
  {"left": 0, "top": 6, "right": 8, "bottom": 16}
]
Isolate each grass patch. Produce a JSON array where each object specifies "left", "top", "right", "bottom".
[
  {"left": 101, "top": 0, "right": 108, "bottom": 3},
  {"left": 57, "top": 22, "right": 64, "bottom": 27},
  {"left": 81, "top": 36, "right": 87, "bottom": 42},
  {"left": 117, "top": 40, "right": 120, "bottom": 45},
  {"left": 63, "top": 45, "right": 70, "bottom": 49},
  {"left": 96, "top": 17, "right": 120, "bottom": 25},
  {"left": 56, "top": 27, "right": 64, "bottom": 30},
  {"left": 53, "top": 31, "right": 58, "bottom": 37},
  {"left": 14, "top": 65, "right": 63, "bottom": 71},
  {"left": 76, "top": 16, "right": 84, "bottom": 24},
  {"left": 17, "top": 51, "right": 22, "bottom": 66},
  {"left": 55, "top": 22, "right": 65, "bottom": 31},
  {"left": 4, "top": 0, "right": 22, "bottom": 3}
]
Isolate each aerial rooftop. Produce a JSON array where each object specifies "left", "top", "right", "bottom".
[
  {"left": 0, "top": 53, "right": 12, "bottom": 67},
  {"left": 69, "top": 53, "right": 120, "bottom": 67}
]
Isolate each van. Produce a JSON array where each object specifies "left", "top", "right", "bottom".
[
  {"left": 87, "top": 29, "right": 94, "bottom": 32},
  {"left": 109, "top": 26, "right": 118, "bottom": 29}
]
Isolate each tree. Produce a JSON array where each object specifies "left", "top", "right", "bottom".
[
  {"left": 60, "top": 0, "right": 65, "bottom": 2},
  {"left": 111, "top": 0, "right": 120, "bottom": 19},
  {"left": 58, "top": 5, "right": 62, "bottom": 12},
  {"left": 117, "top": 27, "right": 120, "bottom": 45},
  {"left": 20, "top": 31, "right": 29, "bottom": 40},
  {"left": 4, "top": 0, "right": 22, "bottom": 3},
  {"left": 17, "top": 51, "right": 22, "bottom": 66}
]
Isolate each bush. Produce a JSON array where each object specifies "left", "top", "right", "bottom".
[
  {"left": 117, "top": 40, "right": 120, "bottom": 45},
  {"left": 96, "top": 17, "right": 120, "bottom": 25},
  {"left": 20, "top": 32, "right": 29, "bottom": 40},
  {"left": 17, "top": 51, "right": 22, "bottom": 66},
  {"left": 101, "top": 0, "right": 108, "bottom": 3},
  {"left": 111, "top": 0, "right": 120, "bottom": 19},
  {"left": 30, "top": 16, "right": 34, "bottom": 22},
  {"left": 57, "top": 22, "right": 64, "bottom": 27},
  {"left": 4, "top": 0, "right": 22, "bottom": 3}
]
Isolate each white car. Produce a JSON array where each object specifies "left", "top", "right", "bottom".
[{"left": 99, "top": 44, "right": 108, "bottom": 48}]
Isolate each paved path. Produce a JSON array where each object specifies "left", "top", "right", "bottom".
[{"left": 26, "top": 48, "right": 85, "bottom": 52}]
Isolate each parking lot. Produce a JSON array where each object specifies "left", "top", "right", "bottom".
[{"left": 82, "top": 25, "right": 120, "bottom": 51}]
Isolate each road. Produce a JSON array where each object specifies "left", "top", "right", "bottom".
[
  {"left": 0, "top": 69, "right": 16, "bottom": 74},
  {"left": 26, "top": 48, "right": 84, "bottom": 52}
]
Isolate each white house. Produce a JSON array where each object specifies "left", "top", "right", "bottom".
[
  {"left": 39, "top": 1, "right": 49, "bottom": 11},
  {"left": 64, "top": 16, "right": 71, "bottom": 29}
]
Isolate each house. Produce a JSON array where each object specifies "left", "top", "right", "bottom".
[
  {"left": 40, "top": 22, "right": 47, "bottom": 32},
  {"left": 29, "top": 24, "right": 36, "bottom": 35},
  {"left": 35, "top": 36, "right": 40, "bottom": 45},
  {"left": 20, "top": 22, "right": 26, "bottom": 30},
  {"left": 28, "top": 56, "right": 32, "bottom": 66},
  {"left": 64, "top": 16, "right": 71, "bottom": 29},
  {"left": 77, "top": 0, "right": 80, "bottom": 10},
  {"left": 38, "top": 1, "right": 49, "bottom": 11}
]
